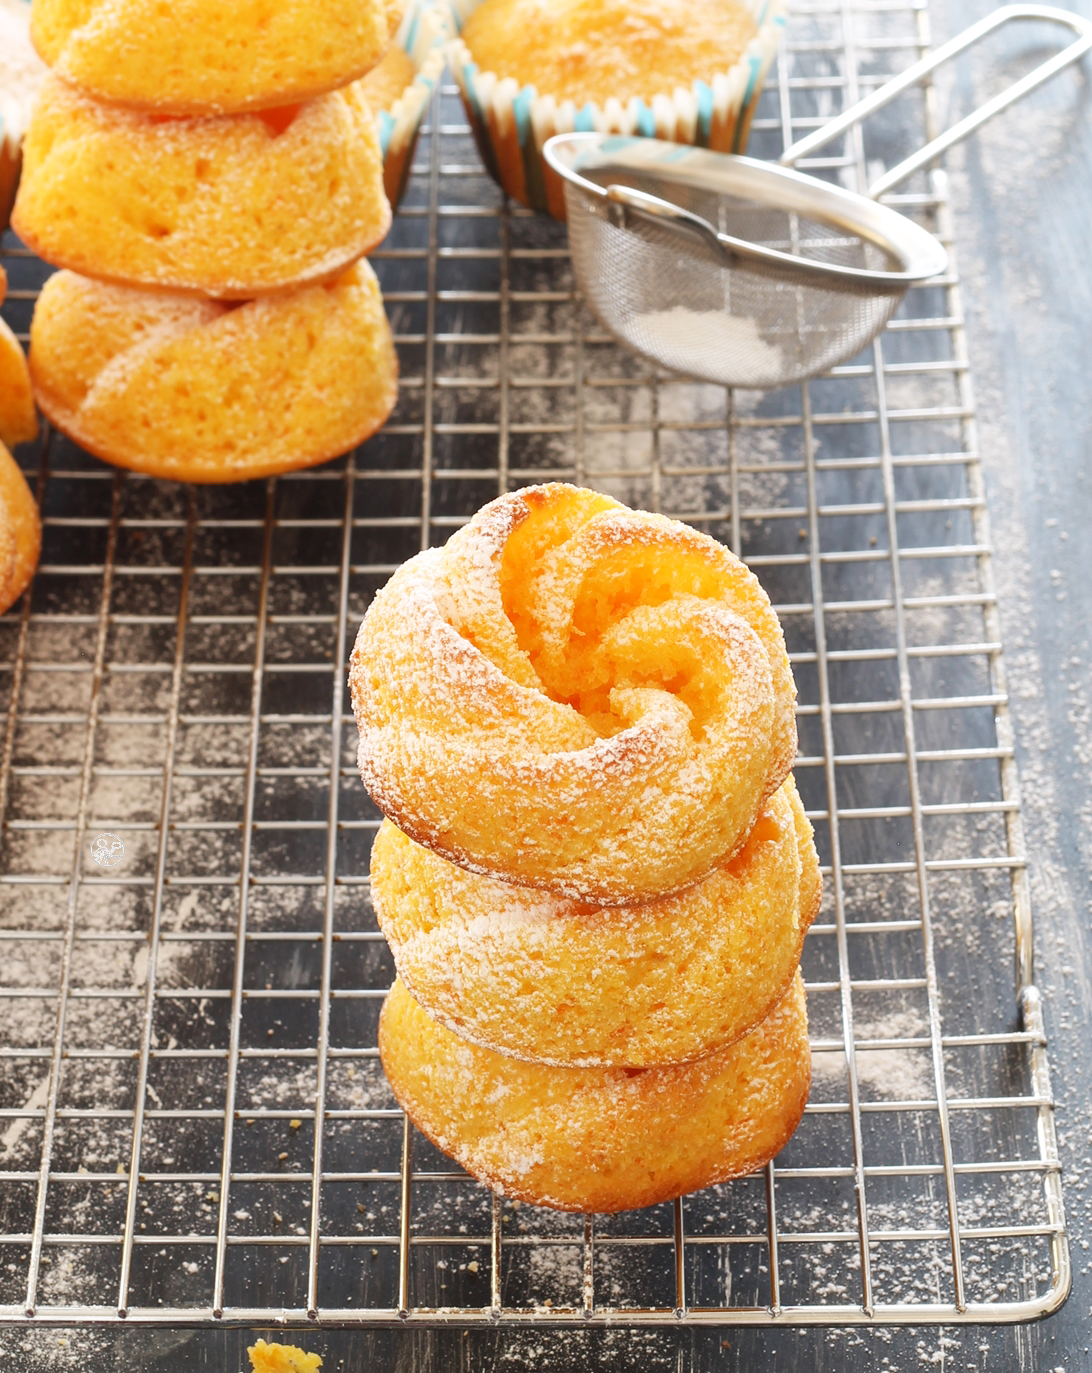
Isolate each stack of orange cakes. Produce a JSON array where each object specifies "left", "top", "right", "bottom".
[
  {"left": 0, "top": 262, "right": 43, "bottom": 614},
  {"left": 351, "top": 482, "right": 819, "bottom": 1213},
  {"left": 14, "top": 0, "right": 401, "bottom": 482}
]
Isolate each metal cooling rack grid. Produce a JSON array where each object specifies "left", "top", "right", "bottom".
[{"left": 0, "top": 0, "right": 1068, "bottom": 1328}]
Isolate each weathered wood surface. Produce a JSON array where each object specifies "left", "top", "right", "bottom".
[{"left": 8, "top": 1, "right": 1092, "bottom": 1368}]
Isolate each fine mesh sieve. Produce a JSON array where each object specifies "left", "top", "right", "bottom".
[{"left": 543, "top": 4, "right": 1092, "bottom": 390}]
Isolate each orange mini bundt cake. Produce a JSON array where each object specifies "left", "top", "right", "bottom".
[
  {"left": 372, "top": 777, "right": 820, "bottom": 1067},
  {"left": 0, "top": 440, "right": 42, "bottom": 614},
  {"left": 380, "top": 971, "right": 811, "bottom": 1213},
  {"left": 14, "top": 76, "right": 391, "bottom": 298},
  {"left": 29, "top": 263, "right": 398, "bottom": 483},
  {"left": 359, "top": 45, "right": 418, "bottom": 116},
  {"left": 351, "top": 483, "right": 797, "bottom": 904},
  {"left": 30, "top": 0, "right": 401, "bottom": 116},
  {"left": 1, "top": 266, "right": 38, "bottom": 452}
]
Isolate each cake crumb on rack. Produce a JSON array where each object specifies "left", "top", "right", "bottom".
[{"left": 248, "top": 1339, "right": 322, "bottom": 1373}]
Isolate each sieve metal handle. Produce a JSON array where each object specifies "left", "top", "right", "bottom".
[
  {"left": 606, "top": 184, "right": 727, "bottom": 257},
  {"left": 604, "top": 182, "right": 818, "bottom": 280},
  {"left": 604, "top": 181, "right": 918, "bottom": 291},
  {"left": 779, "top": 4, "right": 1092, "bottom": 198}
]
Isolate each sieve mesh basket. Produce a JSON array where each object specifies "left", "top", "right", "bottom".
[
  {"left": 552, "top": 139, "right": 941, "bottom": 390},
  {"left": 564, "top": 179, "right": 904, "bottom": 389},
  {"left": 546, "top": 4, "right": 1092, "bottom": 391}
]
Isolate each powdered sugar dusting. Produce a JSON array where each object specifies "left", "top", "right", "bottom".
[
  {"left": 349, "top": 483, "right": 797, "bottom": 902},
  {"left": 629, "top": 307, "right": 785, "bottom": 387},
  {"left": 18, "top": 74, "right": 389, "bottom": 297},
  {"left": 379, "top": 975, "right": 811, "bottom": 1213},
  {"left": 372, "top": 780, "right": 819, "bottom": 1067},
  {"left": 32, "top": 262, "right": 398, "bottom": 479}
]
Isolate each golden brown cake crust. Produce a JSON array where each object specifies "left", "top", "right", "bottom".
[
  {"left": 351, "top": 483, "right": 797, "bottom": 904},
  {"left": 379, "top": 971, "right": 810, "bottom": 1212},
  {"left": 29, "top": 264, "right": 398, "bottom": 483},
  {"left": 372, "top": 777, "right": 820, "bottom": 1066},
  {"left": 0, "top": 286, "right": 39, "bottom": 449},
  {"left": 30, "top": 0, "right": 395, "bottom": 116},
  {"left": 358, "top": 46, "right": 418, "bottom": 115},
  {"left": 461, "top": 0, "right": 758, "bottom": 106},
  {"left": 791, "top": 773, "right": 823, "bottom": 930},
  {"left": 0, "top": 440, "right": 41, "bottom": 614},
  {"left": 0, "top": 319, "right": 37, "bottom": 451},
  {"left": 14, "top": 77, "right": 390, "bottom": 299},
  {"left": 0, "top": 485, "right": 16, "bottom": 610}
]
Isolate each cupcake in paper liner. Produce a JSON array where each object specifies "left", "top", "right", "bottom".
[
  {"left": 360, "top": 0, "right": 453, "bottom": 210},
  {"left": 448, "top": 0, "right": 785, "bottom": 219},
  {"left": 1, "top": 0, "right": 47, "bottom": 230}
]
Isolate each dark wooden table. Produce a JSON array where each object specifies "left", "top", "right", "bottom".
[{"left": 8, "top": 2, "right": 1092, "bottom": 1368}]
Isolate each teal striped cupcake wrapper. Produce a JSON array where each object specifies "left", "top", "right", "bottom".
[
  {"left": 375, "top": 0, "right": 453, "bottom": 210},
  {"left": 447, "top": 0, "right": 785, "bottom": 217}
]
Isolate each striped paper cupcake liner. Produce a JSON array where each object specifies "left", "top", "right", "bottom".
[
  {"left": 447, "top": 0, "right": 785, "bottom": 218},
  {"left": 377, "top": 0, "right": 453, "bottom": 210}
]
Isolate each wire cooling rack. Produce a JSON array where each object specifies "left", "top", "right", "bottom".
[{"left": 0, "top": 0, "right": 1070, "bottom": 1330}]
